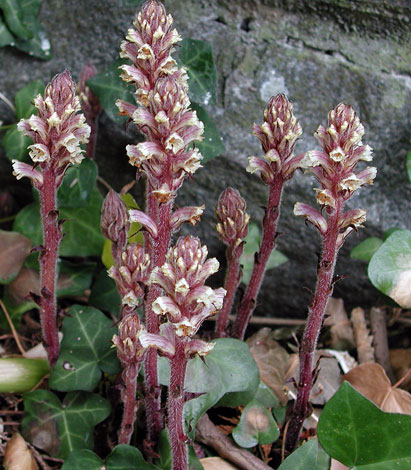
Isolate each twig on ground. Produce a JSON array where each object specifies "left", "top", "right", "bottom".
[
  {"left": 370, "top": 307, "right": 395, "bottom": 382},
  {"left": 0, "top": 299, "right": 26, "bottom": 356},
  {"left": 196, "top": 413, "right": 272, "bottom": 470},
  {"left": 351, "top": 307, "right": 374, "bottom": 364}
]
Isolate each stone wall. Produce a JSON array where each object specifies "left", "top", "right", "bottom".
[{"left": 1, "top": 0, "right": 410, "bottom": 318}]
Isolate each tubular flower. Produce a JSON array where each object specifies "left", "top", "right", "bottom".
[
  {"left": 14, "top": 71, "right": 90, "bottom": 188},
  {"left": 216, "top": 187, "right": 250, "bottom": 249},
  {"left": 117, "top": 0, "right": 204, "bottom": 202},
  {"left": 150, "top": 236, "right": 226, "bottom": 340},
  {"left": 108, "top": 243, "right": 151, "bottom": 308},
  {"left": 247, "top": 93, "right": 303, "bottom": 182},
  {"left": 295, "top": 103, "right": 377, "bottom": 245}
]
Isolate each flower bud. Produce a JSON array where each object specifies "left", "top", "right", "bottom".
[
  {"left": 112, "top": 313, "right": 146, "bottom": 364},
  {"left": 100, "top": 190, "right": 130, "bottom": 248}
]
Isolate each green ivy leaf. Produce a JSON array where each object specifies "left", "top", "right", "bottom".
[
  {"left": 159, "top": 338, "right": 259, "bottom": 437},
  {"left": 62, "top": 445, "right": 160, "bottom": 470},
  {"left": 368, "top": 229, "right": 411, "bottom": 308},
  {"left": 318, "top": 381, "right": 411, "bottom": 469},
  {"left": 278, "top": 438, "right": 318, "bottom": 470},
  {"left": 232, "top": 399, "right": 279, "bottom": 448},
  {"left": 22, "top": 390, "right": 111, "bottom": 458},
  {"left": 241, "top": 223, "right": 288, "bottom": 285},
  {"left": 191, "top": 102, "right": 225, "bottom": 162},
  {"left": 13, "top": 187, "right": 105, "bottom": 257},
  {"left": 407, "top": 151, "right": 411, "bottom": 182},
  {"left": 350, "top": 237, "right": 383, "bottom": 262},
  {"left": 179, "top": 38, "right": 216, "bottom": 105},
  {"left": 89, "top": 269, "right": 121, "bottom": 317},
  {"left": 87, "top": 59, "right": 134, "bottom": 125},
  {"left": 13, "top": 0, "right": 52, "bottom": 60},
  {"left": 0, "top": 0, "right": 32, "bottom": 40},
  {"left": 49, "top": 305, "right": 120, "bottom": 392},
  {"left": 58, "top": 159, "right": 98, "bottom": 208},
  {"left": 0, "top": 17, "right": 14, "bottom": 47},
  {"left": 2, "top": 124, "right": 32, "bottom": 162},
  {"left": 57, "top": 260, "right": 96, "bottom": 298},
  {"left": 154, "top": 430, "right": 202, "bottom": 470},
  {"left": 15, "top": 79, "right": 44, "bottom": 118}
]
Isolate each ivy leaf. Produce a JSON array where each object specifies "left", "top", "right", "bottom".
[
  {"left": 13, "top": 187, "right": 105, "bottom": 257},
  {"left": 58, "top": 159, "right": 98, "bottom": 208},
  {"left": 179, "top": 38, "right": 216, "bottom": 105},
  {"left": 0, "top": 358, "right": 49, "bottom": 393},
  {"left": 0, "top": 0, "right": 32, "bottom": 40},
  {"left": 0, "top": 17, "right": 15, "bottom": 47},
  {"left": 241, "top": 223, "right": 288, "bottom": 284},
  {"left": 278, "top": 439, "right": 318, "bottom": 470},
  {"left": 232, "top": 399, "right": 279, "bottom": 448},
  {"left": 22, "top": 390, "right": 111, "bottom": 458},
  {"left": 350, "top": 237, "right": 383, "bottom": 262},
  {"left": 89, "top": 269, "right": 121, "bottom": 317},
  {"left": 2, "top": 80, "right": 44, "bottom": 162},
  {"left": 49, "top": 305, "right": 120, "bottom": 392},
  {"left": 57, "top": 260, "right": 96, "bottom": 298},
  {"left": 15, "top": 79, "right": 44, "bottom": 119},
  {"left": 13, "top": 0, "right": 52, "bottom": 60},
  {"left": 2, "top": 124, "right": 32, "bottom": 162},
  {"left": 368, "top": 229, "right": 411, "bottom": 308},
  {"left": 155, "top": 430, "right": 202, "bottom": 470},
  {"left": 191, "top": 102, "right": 225, "bottom": 162},
  {"left": 87, "top": 59, "right": 134, "bottom": 125},
  {"left": 62, "top": 445, "right": 159, "bottom": 470},
  {"left": 318, "top": 381, "right": 411, "bottom": 469},
  {"left": 159, "top": 338, "right": 259, "bottom": 437},
  {"left": 0, "top": 230, "right": 31, "bottom": 284}
]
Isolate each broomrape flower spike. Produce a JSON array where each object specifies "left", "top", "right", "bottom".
[
  {"left": 286, "top": 103, "right": 376, "bottom": 453},
  {"left": 233, "top": 94, "right": 304, "bottom": 340},
  {"left": 117, "top": 0, "right": 205, "bottom": 445},
  {"left": 148, "top": 236, "right": 226, "bottom": 470},
  {"left": 215, "top": 188, "right": 250, "bottom": 337},
  {"left": 13, "top": 71, "right": 90, "bottom": 367}
]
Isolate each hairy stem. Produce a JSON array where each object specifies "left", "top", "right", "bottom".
[
  {"left": 285, "top": 206, "right": 341, "bottom": 452},
  {"left": 216, "top": 245, "right": 243, "bottom": 337},
  {"left": 39, "top": 168, "right": 62, "bottom": 367},
  {"left": 233, "top": 176, "right": 284, "bottom": 339},
  {"left": 144, "top": 195, "right": 173, "bottom": 441},
  {"left": 118, "top": 362, "right": 140, "bottom": 444},
  {"left": 168, "top": 337, "right": 188, "bottom": 470}
]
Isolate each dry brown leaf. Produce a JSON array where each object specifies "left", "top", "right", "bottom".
[
  {"left": 343, "top": 362, "right": 411, "bottom": 414},
  {"left": 246, "top": 328, "right": 290, "bottom": 405},
  {"left": 324, "top": 298, "right": 355, "bottom": 350},
  {"left": 6, "top": 268, "right": 40, "bottom": 304},
  {"left": 390, "top": 349, "right": 411, "bottom": 391},
  {"left": 0, "top": 231, "right": 31, "bottom": 284},
  {"left": 4, "top": 433, "right": 38, "bottom": 470},
  {"left": 331, "top": 459, "right": 349, "bottom": 470},
  {"left": 200, "top": 457, "right": 239, "bottom": 470},
  {"left": 285, "top": 352, "right": 341, "bottom": 405}
]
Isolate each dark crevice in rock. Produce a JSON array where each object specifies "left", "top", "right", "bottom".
[{"left": 240, "top": 17, "right": 252, "bottom": 32}]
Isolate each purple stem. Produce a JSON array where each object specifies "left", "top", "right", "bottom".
[
  {"left": 285, "top": 204, "right": 342, "bottom": 452},
  {"left": 39, "top": 167, "right": 62, "bottom": 367},
  {"left": 233, "top": 176, "right": 284, "bottom": 340},
  {"left": 144, "top": 194, "right": 173, "bottom": 441},
  {"left": 168, "top": 336, "right": 188, "bottom": 470},
  {"left": 215, "top": 244, "right": 243, "bottom": 337},
  {"left": 118, "top": 362, "right": 141, "bottom": 444}
]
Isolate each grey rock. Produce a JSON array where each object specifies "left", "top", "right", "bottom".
[{"left": 1, "top": 0, "right": 410, "bottom": 321}]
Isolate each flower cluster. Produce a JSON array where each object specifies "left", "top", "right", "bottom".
[
  {"left": 112, "top": 313, "right": 147, "bottom": 365},
  {"left": 13, "top": 71, "right": 90, "bottom": 188},
  {"left": 116, "top": 0, "right": 204, "bottom": 203},
  {"left": 215, "top": 187, "right": 250, "bottom": 251},
  {"left": 294, "top": 103, "right": 377, "bottom": 244},
  {"left": 108, "top": 243, "right": 151, "bottom": 309},
  {"left": 247, "top": 93, "right": 303, "bottom": 183},
  {"left": 140, "top": 236, "right": 226, "bottom": 357},
  {"left": 100, "top": 190, "right": 130, "bottom": 253}
]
